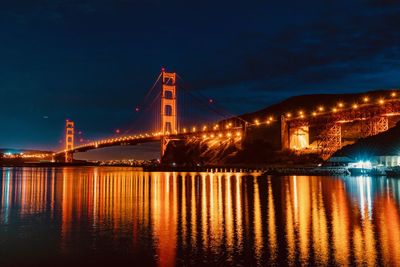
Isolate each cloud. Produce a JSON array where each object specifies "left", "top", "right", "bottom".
[{"left": 189, "top": 2, "right": 400, "bottom": 95}]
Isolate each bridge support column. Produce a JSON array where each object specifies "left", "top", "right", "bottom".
[
  {"left": 318, "top": 123, "right": 341, "bottom": 160},
  {"left": 361, "top": 116, "right": 389, "bottom": 137},
  {"left": 65, "top": 119, "right": 74, "bottom": 163},
  {"left": 281, "top": 115, "right": 290, "bottom": 150}
]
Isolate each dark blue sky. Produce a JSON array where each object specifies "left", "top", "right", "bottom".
[{"left": 1, "top": 0, "right": 400, "bottom": 151}]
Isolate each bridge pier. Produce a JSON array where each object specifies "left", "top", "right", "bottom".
[
  {"left": 281, "top": 116, "right": 310, "bottom": 150},
  {"left": 65, "top": 151, "right": 74, "bottom": 163}
]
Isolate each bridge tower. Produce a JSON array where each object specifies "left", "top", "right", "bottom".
[
  {"left": 160, "top": 69, "right": 177, "bottom": 159},
  {"left": 65, "top": 119, "right": 74, "bottom": 163}
]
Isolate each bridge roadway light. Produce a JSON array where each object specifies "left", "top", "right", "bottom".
[
  {"left": 318, "top": 106, "right": 324, "bottom": 112},
  {"left": 391, "top": 92, "right": 397, "bottom": 97},
  {"left": 338, "top": 102, "right": 344, "bottom": 108},
  {"left": 379, "top": 99, "right": 385, "bottom": 105},
  {"left": 286, "top": 113, "right": 292, "bottom": 118},
  {"left": 352, "top": 104, "right": 358, "bottom": 109},
  {"left": 312, "top": 111, "right": 317, "bottom": 116},
  {"left": 363, "top": 96, "right": 369, "bottom": 103},
  {"left": 332, "top": 108, "right": 338, "bottom": 113}
]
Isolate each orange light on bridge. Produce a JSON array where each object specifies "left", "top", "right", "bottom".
[
  {"left": 332, "top": 108, "right": 337, "bottom": 113},
  {"left": 338, "top": 102, "right": 344, "bottom": 108},
  {"left": 298, "top": 110, "right": 304, "bottom": 115},
  {"left": 286, "top": 113, "right": 292, "bottom": 118},
  {"left": 352, "top": 104, "right": 358, "bottom": 109},
  {"left": 312, "top": 111, "right": 317, "bottom": 116},
  {"left": 236, "top": 132, "right": 241, "bottom": 137},
  {"left": 318, "top": 106, "right": 324, "bottom": 112},
  {"left": 218, "top": 133, "right": 223, "bottom": 137},
  {"left": 183, "top": 128, "right": 187, "bottom": 133},
  {"left": 379, "top": 99, "right": 385, "bottom": 105},
  {"left": 266, "top": 120, "right": 271, "bottom": 125},
  {"left": 192, "top": 127, "right": 196, "bottom": 132},
  {"left": 268, "top": 116, "right": 273, "bottom": 121},
  {"left": 203, "top": 125, "right": 207, "bottom": 131},
  {"left": 300, "top": 114, "right": 305, "bottom": 119},
  {"left": 391, "top": 92, "right": 397, "bottom": 97},
  {"left": 363, "top": 96, "right": 369, "bottom": 103},
  {"left": 202, "top": 134, "right": 207, "bottom": 139},
  {"left": 227, "top": 132, "right": 232, "bottom": 137},
  {"left": 254, "top": 119, "right": 260, "bottom": 125}
]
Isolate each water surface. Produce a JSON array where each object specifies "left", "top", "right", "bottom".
[{"left": 1, "top": 167, "right": 400, "bottom": 266}]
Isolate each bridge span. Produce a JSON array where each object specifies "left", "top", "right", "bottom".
[
  {"left": 282, "top": 94, "right": 400, "bottom": 159},
  {"left": 54, "top": 68, "right": 400, "bottom": 163},
  {"left": 56, "top": 69, "right": 246, "bottom": 162}
]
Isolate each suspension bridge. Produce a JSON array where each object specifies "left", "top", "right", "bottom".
[
  {"left": 55, "top": 69, "right": 246, "bottom": 163},
  {"left": 54, "top": 68, "right": 400, "bottom": 163}
]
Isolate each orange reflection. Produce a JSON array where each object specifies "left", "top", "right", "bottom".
[
  {"left": 267, "top": 178, "right": 277, "bottom": 262},
  {"left": 1, "top": 168, "right": 400, "bottom": 266},
  {"left": 375, "top": 193, "right": 400, "bottom": 265}
]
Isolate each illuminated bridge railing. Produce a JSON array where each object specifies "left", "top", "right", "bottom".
[
  {"left": 285, "top": 97, "right": 400, "bottom": 127},
  {"left": 58, "top": 126, "right": 244, "bottom": 154}
]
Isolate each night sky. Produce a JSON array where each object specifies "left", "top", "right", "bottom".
[{"left": 1, "top": 1, "right": 400, "bottom": 156}]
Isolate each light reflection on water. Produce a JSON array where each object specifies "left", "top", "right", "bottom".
[{"left": 0, "top": 167, "right": 400, "bottom": 266}]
